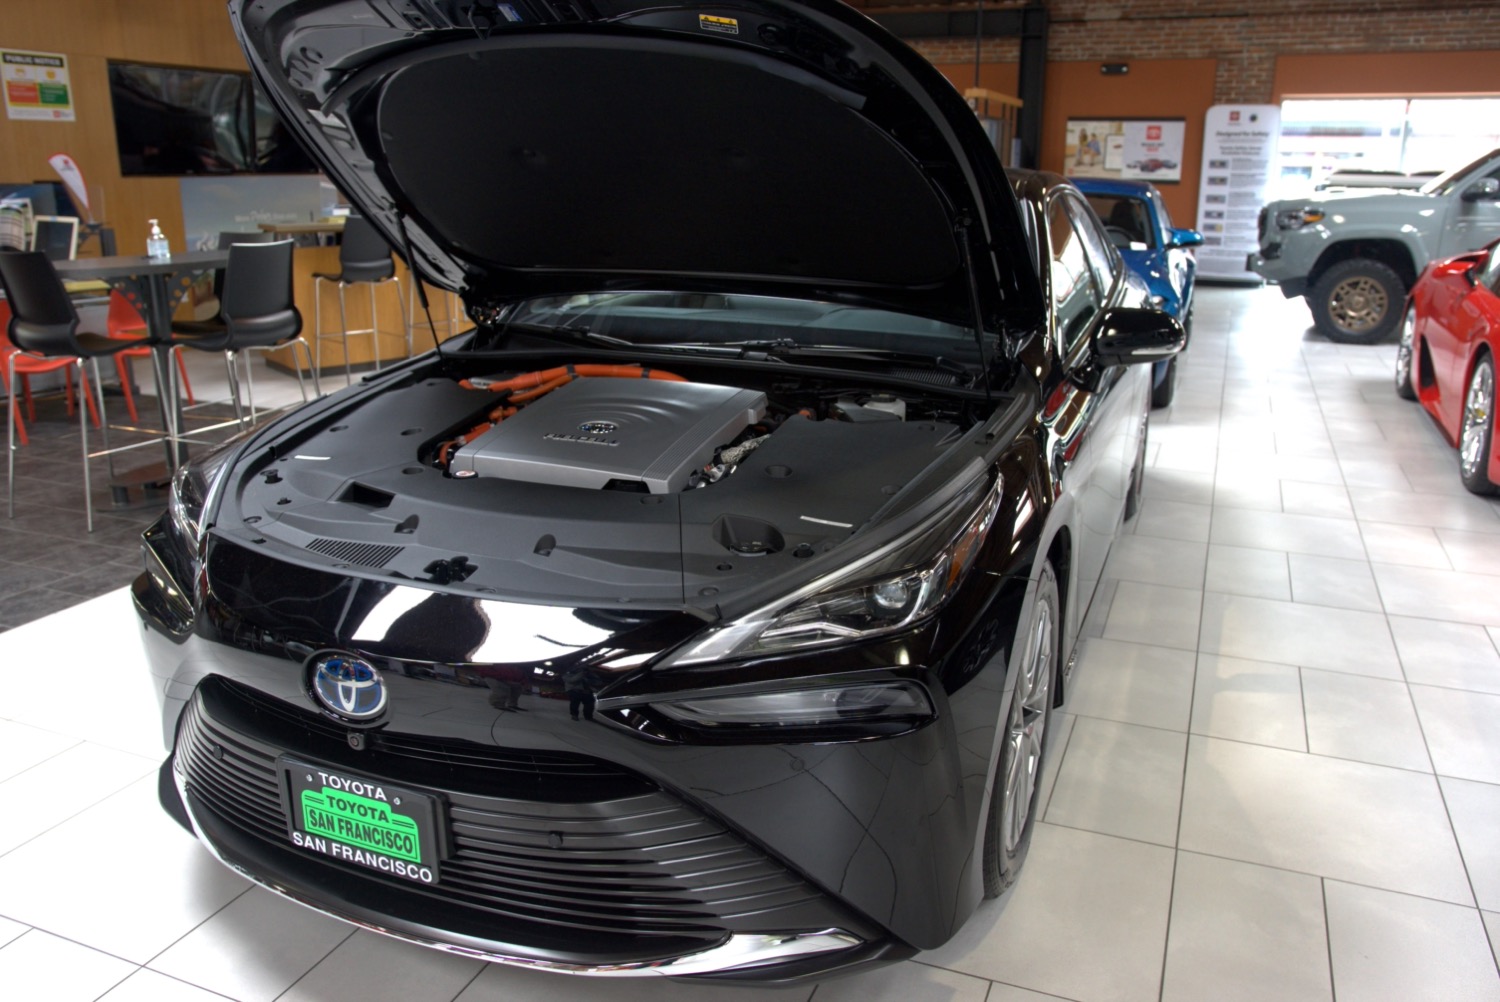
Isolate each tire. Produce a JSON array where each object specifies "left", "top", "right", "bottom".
[
  {"left": 1309, "top": 258, "right": 1405, "bottom": 344},
  {"left": 1394, "top": 305, "right": 1418, "bottom": 401},
  {"left": 982, "top": 561, "right": 1059, "bottom": 898},
  {"left": 1151, "top": 354, "right": 1177, "bottom": 409},
  {"left": 1459, "top": 355, "right": 1498, "bottom": 496}
]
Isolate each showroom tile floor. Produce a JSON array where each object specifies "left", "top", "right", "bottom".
[{"left": 1, "top": 284, "right": 1499, "bottom": 1001}]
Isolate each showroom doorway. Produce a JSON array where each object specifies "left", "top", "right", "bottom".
[{"left": 1275, "top": 97, "right": 1500, "bottom": 199}]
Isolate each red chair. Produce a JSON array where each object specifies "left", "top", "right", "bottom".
[
  {"left": 106, "top": 290, "right": 194, "bottom": 424},
  {"left": 0, "top": 300, "right": 101, "bottom": 447}
]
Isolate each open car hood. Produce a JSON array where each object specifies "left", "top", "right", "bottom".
[{"left": 230, "top": 0, "right": 1044, "bottom": 331}]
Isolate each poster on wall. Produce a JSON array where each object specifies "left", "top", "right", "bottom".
[
  {"left": 1065, "top": 118, "right": 1186, "bottom": 182},
  {"left": 1194, "top": 104, "right": 1281, "bottom": 281},
  {"left": 1, "top": 49, "right": 74, "bottom": 121}
]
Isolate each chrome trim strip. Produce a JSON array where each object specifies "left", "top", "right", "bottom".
[{"left": 172, "top": 767, "right": 862, "bottom": 976}]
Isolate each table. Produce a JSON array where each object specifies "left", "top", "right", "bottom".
[{"left": 54, "top": 250, "right": 228, "bottom": 473}]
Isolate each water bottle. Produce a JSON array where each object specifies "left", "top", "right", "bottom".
[{"left": 146, "top": 219, "right": 170, "bottom": 260}]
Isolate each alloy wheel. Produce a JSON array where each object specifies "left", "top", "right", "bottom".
[
  {"left": 1328, "top": 276, "right": 1389, "bottom": 334},
  {"left": 1002, "top": 592, "right": 1053, "bottom": 854},
  {"left": 1460, "top": 361, "right": 1494, "bottom": 480},
  {"left": 1395, "top": 307, "right": 1416, "bottom": 396}
]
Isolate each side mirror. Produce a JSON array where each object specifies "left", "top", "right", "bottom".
[
  {"left": 1168, "top": 228, "right": 1204, "bottom": 249},
  {"left": 1093, "top": 307, "right": 1186, "bottom": 367},
  {"left": 1461, "top": 178, "right": 1500, "bottom": 202}
]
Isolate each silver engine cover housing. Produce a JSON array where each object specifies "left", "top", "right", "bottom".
[{"left": 450, "top": 377, "right": 767, "bottom": 493}]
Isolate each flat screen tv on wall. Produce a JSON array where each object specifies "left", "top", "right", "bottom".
[{"left": 108, "top": 61, "right": 318, "bottom": 176}]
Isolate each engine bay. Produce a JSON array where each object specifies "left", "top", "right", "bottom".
[{"left": 226, "top": 360, "right": 982, "bottom": 606}]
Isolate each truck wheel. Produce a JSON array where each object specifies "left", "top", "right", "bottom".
[{"left": 1310, "top": 258, "right": 1405, "bottom": 344}]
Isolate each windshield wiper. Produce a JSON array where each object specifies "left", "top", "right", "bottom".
[
  {"left": 650, "top": 340, "right": 976, "bottom": 376},
  {"left": 488, "top": 321, "right": 635, "bottom": 350}
]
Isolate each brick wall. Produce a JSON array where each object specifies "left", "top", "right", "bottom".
[{"left": 857, "top": 0, "right": 1500, "bottom": 104}]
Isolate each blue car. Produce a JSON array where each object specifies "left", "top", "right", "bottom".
[{"left": 1073, "top": 178, "right": 1202, "bottom": 407}]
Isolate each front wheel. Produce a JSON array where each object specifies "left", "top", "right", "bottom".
[
  {"left": 982, "top": 561, "right": 1059, "bottom": 897},
  {"left": 1309, "top": 258, "right": 1405, "bottom": 344},
  {"left": 1394, "top": 306, "right": 1418, "bottom": 400},
  {"left": 1150, "top": 354, "right": 1178, "bottom": 409},
  {"left": 1459, "top": 356, "right": 1498, "bottom": 495}
]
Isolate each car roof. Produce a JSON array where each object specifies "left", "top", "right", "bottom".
[{"left": 1069, "top": 177, "right": 1159, "bottom": 199}]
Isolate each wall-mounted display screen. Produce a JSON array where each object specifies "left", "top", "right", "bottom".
[{"left": 108, "top": 61, "right": 318, "bottom": 176}]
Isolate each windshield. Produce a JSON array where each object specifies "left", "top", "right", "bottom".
[
  {"left": 1420, "top": 150, "right": 1500, "bottom": 195},
  {"left": 503, "top": 292, "right": 978, "bottom": 353}
]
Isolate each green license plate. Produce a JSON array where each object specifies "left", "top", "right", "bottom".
[{"left": 282, "top": 758, "right": 441, "bottom": 885}]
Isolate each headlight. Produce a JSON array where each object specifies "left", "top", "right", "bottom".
[
  {"left": 654, "top": 681, "right": 933, "bottom": 728},
  {"left": 663, "top": 473, "right": 1002, "bottom": 665},
  {"left": 168, "top": 435, "right": 244, "bottom": 546},
  {"left": 1275, "top": 207, "right": 1325, "bottom": 230}
]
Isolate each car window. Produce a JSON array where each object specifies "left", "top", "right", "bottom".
[
  {"left": 1047, "top": 198, "right": 1102, "bottom": 355},
  {"left": 1067, "top": 196, "right": 1121, "bottom": 301},
  {"left": 1084, "top": 194, "right": 1156, "bottom": 249},
  {"left": 1480, "top": 245, "right": 1500, "bottom": 295}
]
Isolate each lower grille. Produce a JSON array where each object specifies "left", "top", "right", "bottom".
[{"left": 175, "top": 678, "right": 830, "bottom": 958}]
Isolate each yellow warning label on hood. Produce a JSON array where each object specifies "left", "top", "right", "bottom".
[{"left": 698, "top": 14, "right": 739, "bottom": 34}]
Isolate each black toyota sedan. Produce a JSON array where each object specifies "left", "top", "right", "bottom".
[{"left": 134, "top": 0, "right": 1182, "bottom": 983}]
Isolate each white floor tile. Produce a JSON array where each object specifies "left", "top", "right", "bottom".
[
  {"left": 1357, "top": 521, "right": 1453, "bottom": 569},
  {"left": 1287, "top": 553, "right": 1384, "bottom": 612},
  {"left": 0, "top": 719, "right": 78, "bottom": 784},
  {"left": 1209, "top": 508, "right": 1365, "bottom": 559},
  {"left": 1204, "top": 544, "right": 1290, "bottom": 600},
  {"left": 1349, "top": 487, "right": 1500, "bottom": 534},
  {"left": 1389, "top": 616, "right": 1500, "bottom": 694},
  {"left": 0, "top": 929, "right": 134, "bottom": 1002},
  {"left": 277, "top": 929, "right": 484, "bottom": 1002},
  {"left": 1373, "top": 563, "right": 1500, "bottom": 627},
  {"left": 1037, "top": 710, "right": 1075, "bottom": 821},
  {"left": 1179, "top": 736, "right": 1473, "bottom": 904},
  {"left": 1044, "top": 717, "right": 1185, "bottom": 846},
  {"left": 0, "top": 741, "right": 157, "bottom": 856},
  {"left": 1280, "top": 480, "right": 1354, "bottom": 518},
  {"left": 1190, "top": 654, "right": 1306, "bottom": 751},
  {"left": 1438, "top": 528, "right": 1500, "bottom": 574},
  {"left": 1198, "top": 593, "right": 1402, "bottom": 678},
  {"left": 1486, "top": 910, "right": 1500, "bottom": 963},
  {"left": 1410, "top": 685, "right": 1500, "bottom": 783},
  {"left": 1064, "top": 638, "right": 1197, "bottom": 731},
  {"left": 0, "top": 915, "right": 28, "bottom": 950},
  {"left": 1102, "top": 582, "right": 1202, "bottom": 651},
  {"left": 1161, "top": 853, "right": 1331, "bottom": 1002},
  {"left": 455, "top": 962, "right": 812, "bottom": 1001},
  {"left": 1101, "top": 535, "right": 1207, "bottom": 590},
  {"left": 149, "top": 887, "right": 355, "bottom": 1002},
  {"left": 986, "top": 984, "right": 1073, "bottom": 1002},
  {"left": 1325, "top": 881, "right": 1500, "bottom": 1002},
  {"left": 1299, "top": 669, "right": 1430, "bottom": 771},
  {"left": 804, "top": 960, "right": 992, "bottom": 1002},
  {"left": 1130, "top": 498, "right": 1213, "bottom": 542},
  {"left": 917, "top": 824, "right": 1174, "bottom": 1002},
  {"left": 0, "top": 776, "right": 249, "bottom": 964},
  {"left": 97, "top": 968, "right": 238, "bottom": 1002},
  {"left": 1440, "top": 776, "right": 1500, "bottom": 913},
  {"left": 1140, "top": 468, "right": 1214, "bottom": 506}
]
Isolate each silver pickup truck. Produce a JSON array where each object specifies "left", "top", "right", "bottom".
[{"left": 1250, "top": 149, "right": 1500, "bottom": 343}]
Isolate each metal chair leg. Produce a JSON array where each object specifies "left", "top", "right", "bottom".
[
  {"left": 337, "top": 283, "right": 353, "bottom": 387},
  {"left": 303, "top": 338, "right": 321, "bottom": 399},
  {"left": 368, "top": 280, "right": 381, "bottom": 373},
  {"left": 242, "top": 351, "right": 257, "bottom": 425},
  {"left": 314, "top": 275, "right": 324, "bottom": 377},
  {"left": 90, "top": 358, "right": 115, "bottom": 478},
  {"left": 7, "top": 363, "right": 16, "bottom": 520},
  {"left": 393, "top": 276, "right": 411, "bottom": 356},
  {"left": 287, "top": 341, "right": 310, "bottom": 403},
  {"left": 78, "top": 359, "right": 93, "bottom": 533},
  {"left": 224, "top": 353, "right": 246, "bottom": 429}
]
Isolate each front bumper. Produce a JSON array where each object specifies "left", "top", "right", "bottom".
[{"left": 162, "top": 674, "right": 911, "bottom": 980}]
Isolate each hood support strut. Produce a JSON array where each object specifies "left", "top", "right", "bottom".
[{"left": 957, "top": 220, "right": 993, "bottom": 403}]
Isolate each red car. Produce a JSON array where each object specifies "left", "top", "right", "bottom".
[{"left": 1396, "top": 240, "right": 1500, "bottom": 493}]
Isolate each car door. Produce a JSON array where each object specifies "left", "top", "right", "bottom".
[
  {"left": 1043, "top": 192, "right": 1135, "bottom": 613},
  {"left": 1449, "top": 248, "right": 1500, "bottom": 428},
  {"left": 1438, "top": 163, "right": 1500, "bottom": 259}
]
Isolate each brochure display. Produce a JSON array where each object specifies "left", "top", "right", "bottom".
[
  {"left": 1194, "top": 104, "right": 1280, "bottom": 281},
  {"left": 1065, "top": 118, "right": 1186, "bottom": 183}
]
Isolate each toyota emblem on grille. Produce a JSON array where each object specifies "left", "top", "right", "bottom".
[
  {"left": 578, "top": 420, "right": 618, "bottom": 435},
  {"left": 309, "top": 653, "right": 387, "bottom": 721}
]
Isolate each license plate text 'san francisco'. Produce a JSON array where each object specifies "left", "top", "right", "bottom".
[{"left": 282, "top": 759, "right": 442, "bottom": 885}]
